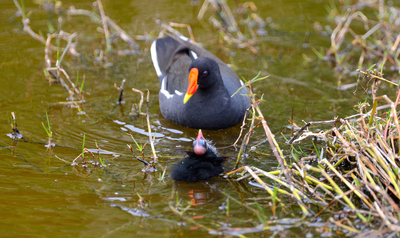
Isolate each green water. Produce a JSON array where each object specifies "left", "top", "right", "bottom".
[{"left": 0, "top": 0, "right": 384, "bottom": 237}]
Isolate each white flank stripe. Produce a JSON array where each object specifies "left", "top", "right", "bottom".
[
  {"left": 190, "top": 51, "right": 198, "bottom": 59},
  {"left": 160, "top": 76, "right": 173, "bottom": 99},
  {"left": 175, "top": 90, "right": 183, "bottom": 95},
  {"left": 150, "top": 40, "right": 162, "bottom": 77},
  {"left": 240, "top": 80, "right": 244, "bottom": 86}
]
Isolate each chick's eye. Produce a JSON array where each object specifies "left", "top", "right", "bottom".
[
  {"left": 198, "top": 138, "right": 208, "bottom": 149},
  {"left": 193, "top": 138, "right": 208, "bottom": 149},
  {"left": 199, "top": 139, "right": 208, "bottom": 148},
  {"left": 202, "top": 70, "right": 208, "bottom": 77}
]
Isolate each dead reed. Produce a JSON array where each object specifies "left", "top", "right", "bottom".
[
  {"left": 233, "top": 68, "right": 400, "bottom": 236},
  {"left": 323, "top": 0, "right": 400, "bottom": 82},
  {"left": 12, "top": 0, "right": 146, "bottom": 112},
  {"left": 197, "top": 0, "right": 266, "bottom": 53}
]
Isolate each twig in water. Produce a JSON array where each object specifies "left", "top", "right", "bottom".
[
  {"left": 287, "top": 119, "right": 342, "bottom": 144},
  {"left": 67, "top": 5, "right": 139, "bottom": 52},
  {"left": 127, "top": 144, "right": 150, "bottom": 166},
  {"left": 10, "top": 112, "right": 23, "bottom": 139},
  {"left": 114, "top": 79, "right": 126, "bottom": 105},
  {"left": 232, "top": 75, "right": 261, "bottom": 168},
  {"left": 145, "top": 90, "right": 157, "bottom": 166},
  {"left": 234, "top": 113, "right": 259, "bottom": 169},
  {"left": 198, "top": 0, "right": 262, "bottom": 53},
  {"left": 13, "top": 0, "right": 51, "bottom": 47},
  {"left": 158, "top": 21, "right": 195, "bottom": 43},
  {"left": 44, "top": 32, "right": 82, "bottom": 106},
  {"left": 357, "top": 69, "right": 398, "bottom": 86},
  {"left": 96, "top": 0, "right": 111, "bottom": 53},
  {"left": 71, "top": 148, "right": 96, "bottom": 165},
  {"left": 232, "top": 105, "right": 252, "bottom": 147},
  {"left": 131, "top": 88, "right": 146, "bottom": 116}
]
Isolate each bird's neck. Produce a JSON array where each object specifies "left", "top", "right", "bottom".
[{"left": 198, "top": 80, "right": 229, "bottom": 101}]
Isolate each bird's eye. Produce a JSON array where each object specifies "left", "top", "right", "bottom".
[
  {"left": 201, "top": 71, "right": 208, "bottom": 77},
  {"left": 199, "top": 138, "right": 208, "bottom": 149}
]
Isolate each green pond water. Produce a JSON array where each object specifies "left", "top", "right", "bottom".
[{"left": 0, "top": 0, "right": 392, "bottom": 237}]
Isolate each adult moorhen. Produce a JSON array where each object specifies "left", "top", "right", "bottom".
[
  {"left": 151, "top": 35, "right": 250, "bottom": 130},
  {"left": 170, "top": 130, "right": 228, "bottom": 182}
]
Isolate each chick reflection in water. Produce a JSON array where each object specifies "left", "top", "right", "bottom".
[{"left": 173, "top": 181, "right": 225, "bottom": 206}]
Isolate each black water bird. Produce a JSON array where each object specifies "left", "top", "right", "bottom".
[
  {"left": 170, "top": 130, "right": 228, "bottom": 182},
  {"left": 151, "top": 35, "right": 250, "bottom": 130}
]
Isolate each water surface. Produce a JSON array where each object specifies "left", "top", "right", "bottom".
[{"left": 0, "top": 0, "right": 380, "bottom": 237}]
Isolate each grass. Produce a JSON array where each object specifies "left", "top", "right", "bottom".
[
  {"left": 254, "top": 199, "right": 267, "bottom": 224},
  {"left": 41, "top": 112, "right": 52, "bottom": 138},
  {"left": 130, "top": 135, "right": 144, "bottom": 154},
  {"left": 233, "top": 65, "right": 400, "bottom": 235},
  {"left": 95, "top": 140, "right": 105, "bottom": 166},
  {"left": 325, "top": 0, "right": 400, "bottom": 82}
]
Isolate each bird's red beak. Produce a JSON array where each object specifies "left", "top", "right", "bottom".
[
  {"left": 196, "top": 129, "right": 204, "bottom": 141},
  {"left": 183, "top": 68, "right": 199, "bottom": 104}
]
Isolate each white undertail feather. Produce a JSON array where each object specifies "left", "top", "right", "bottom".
[
  {"left": 150, "top": 40, "right": 162, "bottom": 77},
  {"left": 153, "top": 38, "right": 185, "bottom": 99}
]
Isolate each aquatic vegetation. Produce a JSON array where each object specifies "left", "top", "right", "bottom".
[
  {"left": 234, "top": 68, "right": 400, "bottom": 236},
  {"left": 324, "top": 0, "right": 400, "bottom": 81}
]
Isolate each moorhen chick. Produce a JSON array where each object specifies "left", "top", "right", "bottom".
[
  {"left": 170, "top": 130, "right": 228, "bottom": 182},
  {"left": 151, "top": 35, "right": 250, "bottom": 130}
]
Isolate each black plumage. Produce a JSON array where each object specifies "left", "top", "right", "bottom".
[
  {"left": 151, "top": 35, "right": 250, "bottom": 130},
  {"left": 170, "top": 130, "right": 228, "bottom": 182}
]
